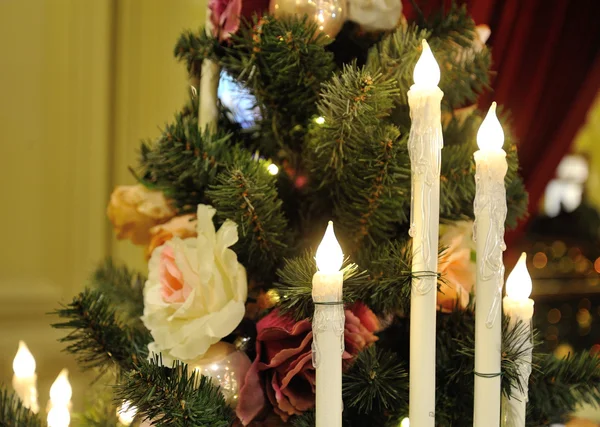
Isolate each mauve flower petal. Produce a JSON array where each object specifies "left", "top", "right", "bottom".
[
  {"left": 270, "top": 372, "right": 298, "bottom": 419},
  {"left": 260, "top": 333, "right": 312, "bottom": 369},
  {"left": 279, "top": 351, "right": 312, "bottom": 389},
  {"left": 236, "top": 343, "right": 265, "bottom": 425},
  {"left": 257, "top": 310, "right": 311, "bottom": 336}
]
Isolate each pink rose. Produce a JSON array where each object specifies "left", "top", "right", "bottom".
[
  {"left": 236, "top": 303, "right": 380, "bottom": 424},
  {"left": 209, "top": 0, "right": 269, "bottom": 41}
]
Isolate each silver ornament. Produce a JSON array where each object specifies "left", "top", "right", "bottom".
[
  {"left": 269, "top": 0, "right": 347, "bottom": 38},
  {"left": 191, "top": 342, "right": 252, "bottom": 407}
]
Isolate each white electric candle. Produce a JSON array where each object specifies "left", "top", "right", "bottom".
[
  {"left": 473, "top": 102, "right": 507, "bottom": 427},
  {"left": 503, "top": 253, "right": 535, "bottom": 427},
  {"left": 47, "top": 369, "right": 72, "bottom": 427},
  {"left": 312, "top": 221, "right": 344, "bottom": 427},
  {"left": 12, "top": 341, "right": 39, "bottom": 413},
  {"left": 407, "top": 39, "right": 443, "bottom": 427},
  {"left": 199, "top": 13, "right": 220, "bottom": 132}
]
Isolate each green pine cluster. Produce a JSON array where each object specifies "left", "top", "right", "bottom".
[{"left": 2, "top": 3, "right": 591, "bottom": 427}]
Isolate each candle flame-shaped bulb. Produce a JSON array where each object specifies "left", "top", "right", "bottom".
[
  {"left": 50, "top": 369, "right": 72, "bottom": 406},
  {"left": 476, "top": 102, "right": 504, "bottom": 150},
  {"left": 413, "top": 39, "right": 440, "bottom": 88},
  {"left": 315, "top": 221, "right": 343, "bottom": 274},
  {"left": 506, "top": 252, "right": 532, "bottom": 300},
  {"left": 13, "top": 341, "right": 36, "bottom": 377},
  {"left": 117, "top": 401, "right": 137, "bottom": 426}
]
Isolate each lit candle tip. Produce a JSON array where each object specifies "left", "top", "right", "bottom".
[
  {"left": 506, "top": 252, "right": 532, "bottom": 300},
  {"left": 315, "top": 221, "right": 343, "bottom": 274},
  {"left": 13, "top": 341, "right": 36, "bottom": 377},
  {"left": 413, "top": 39, "right": 440, "bottom": 88},
  {"left": 476, "top": 101, "right": 504, "bottom": 151}
]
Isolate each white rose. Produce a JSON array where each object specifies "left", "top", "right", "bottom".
[
  {"left": 142, "top": 204, "right": 247, "bottom": 364},
  {"left": 347, "top": 0, "right": 402, "bottom": 31}
]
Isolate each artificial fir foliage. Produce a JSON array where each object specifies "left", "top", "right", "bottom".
[
  {"left": 44, "top": 3, "right": 599, "bottom": 426},
  {"left": 51, "top": 288, "right": 150, "bottom": 373},
  {"left": 206, "top": 149, "right": 291, "bottom": 280},
  {"left": 115, "top": 356, "right": 234, "bottom": 427},
  {"left": 342, "top": 345, "right": 409, "bottom": 417},
  {"left": 0, "top": 388, "right": 41, "bottom": 427}
]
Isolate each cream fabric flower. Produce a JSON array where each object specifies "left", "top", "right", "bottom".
[
  {"left": 142, "top": 204, "right": 247, "bottom": 364},
  {"left": 347, "top": 0, "right": 402, "bottom": 31}
]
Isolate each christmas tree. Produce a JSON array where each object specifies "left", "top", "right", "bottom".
[{"left": 4, "top": 2, "right": 600, "bottom": 427}]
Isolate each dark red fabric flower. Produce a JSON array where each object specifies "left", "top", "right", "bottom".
[{"left": 236, "top": 303, "right": 380, "bottom": 424}]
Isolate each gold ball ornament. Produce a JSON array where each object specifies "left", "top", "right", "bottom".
[{"left": 269, "top": 0, "right": 347, "bottom": 38}]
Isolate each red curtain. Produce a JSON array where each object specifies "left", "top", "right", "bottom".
[{"left": 405, "top": 0, "right": 600, "bottom": 251}]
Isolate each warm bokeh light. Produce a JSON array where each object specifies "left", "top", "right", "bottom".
[
  {"left": 413, "top": 39, "right": 440, "bottom": 87},
  {"left": 315, "top": 116, "right": 325, "bottom": 125},
  {"left": 117, "top": 401, "right": 137, "bottom": 426},
  {"left": 315, "top": 221, "right": 343, "bottom": 273},
  {"left": 533, "top": 252, "right": 548, "bottom": 269},
  {"left": 554, "top": 343, "right": 574, "bottom": 359},
  {"left": 49, "top": 369, "right": 72, "bottom": 407},
  {"left": 13, "top": 341, "right": 36, "bottom": 377},
  {"left": 47, "top": 405, "right": 70, "bottom": 427},
  {"left": 547, "top": 308, "right": 561, "bottom": 324},
  {"left": 505, "top": 252, "right": 532, "bottom": 300},
  {"left": 267, "top": 163, "right": 279, "bottom": 175},
  {"left": 400, "top": 417, "right": 410, "bottom": 427},
  {"left": 476, "top": 102, "right": 504, "bottom": 151}
]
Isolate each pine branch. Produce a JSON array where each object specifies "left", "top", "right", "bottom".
[
  {"left": 334, "top": 126, "right": 411, "bottom": 249},
  {"left": 206, "top": 149, "right": 290, "bottom": 281},
  {"left": 138, "top": 104, "right": 235, "bottom": 213},
  {"left": 0, "top": 387, "right": 42, "bottom": 427},
  {"left": 51, "top": 289, "right": 151, "bottom": 373},
  {"left": 367, "top": 23, "right": 430, "bottom": 112},
  {"left": 91, "top": 258, "right": 146, "bottom": 323},
  {"left": 368, "top": 6, "right": 491, "bottom": 114},
  {"left": 306, "top": 63, "right": 398, "bottom": 182},
  {"left": 291, "top": 410, "right": 315, "bottom": 427},
  {"left": 220, "top": 15, "right": 336, "bottom": 156},
  {"left": 353, "top": 239, "right": 418, "bottom": 316},
  {"left": 342, "top": 345, "right": 408, "bottom": 416},
  {"left": 527, "top": 352, "right": 600, "bottom": 426},
  {"left": 274, "top": 251, "right": 368, "bottom": 321},
  {"left": 115, "top": 356, "right": 234, "bottom": 427},
  {"left": 174, "top": 29, "right": 220, "bottom": 78}
]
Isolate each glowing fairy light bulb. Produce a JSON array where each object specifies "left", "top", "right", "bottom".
[
  {"left": 506, "top": 252, "right": 533, "bottom": 301},
  {"left": 267, "top": 163, "right": 279, "bottom": 175},
  {"left": 413, "top": 40, "right": 440, "bottom": 88},
  {"left": 117, "top": 401, "right": 137, "bottom": 425},
  {"left": 315, "top": 116, "right": 325, "bottom": 125},
  {"left": 476, "top": 102, "right": 504, "bottom": 151},
  {"left": 315, "top": 221, "right": 343, "bottom": 274},
  {"left": 13, "top": 341, "right": 36, "bottom": 377},
  {"left": 49, "top": 369, "right": 72, "bottom": 407},
  {"left": 400, "top": 417, "right": 410, "bottom": 427}
]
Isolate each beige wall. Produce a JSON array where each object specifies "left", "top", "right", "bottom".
[{"left": 0, "top": 0, "right": 205, "bottom": 413}]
